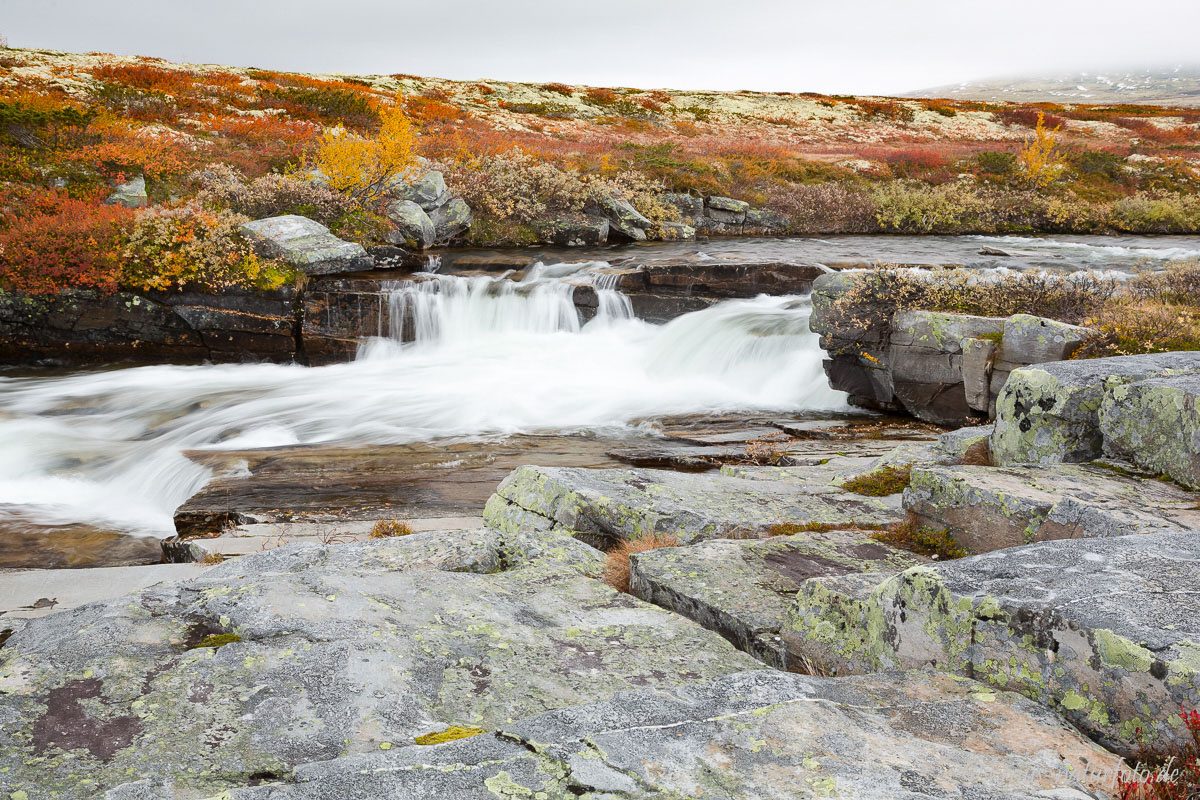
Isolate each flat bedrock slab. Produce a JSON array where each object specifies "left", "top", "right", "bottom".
[
  {"left": 991, "top": 352, "right": 1200, "bottom": 466},
  {"left": 483, "top": 464, "right": 902, "bottom": 549},
  {"left": 629, "top": 530, "right": 925, "bottom": 668},
  {"left": 110, "top": 670, "right": 1121, "bottom": 800},
  {"left": 785, "top": 531, "right": 1200, "bottom": 757},
  {"left": 1100, "top": 372, "right": 1200, "bottom": 490},
  {"left": 904, "top": 463, "right": 1200, "bottom": 553},
  {"left": 0, "top": 528, "right": 763, "bottom": 798}
]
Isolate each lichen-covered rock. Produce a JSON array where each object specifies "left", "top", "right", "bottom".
[
  {"left": 538, "top": 215, "right": 610, "bottom": 246},
  {"left": 384, "top": 199, "right": 437, "bottom": 249},
  {"left": 889, "top": 310, "right": 1004, "bottom": 425},
  {"left": 705, "top": 195, "right": 749, "bottom": 224},
  {"left": 0, "top": 529, "right": 762, "bottom": 798},
  {"left": 598, "top": 194, "right": 651, "bottom": 241},
  {"left": 961, "top": 336, "right": 996, "bottom": 412},
  {"left": 105, "top": 175, "right": 147, "bottom": 208},
  {"left": 629, "top": 530, "right": 925, "bottom": 668},
  {"left": 1100, "top": 373, "right": 1200, "bottom": 489},
  {"left": 240, "top": 214, "right": 371, "bottom": 276},
  {"left": 393, "top": 169, "right": 448, "bottom": 211},
  {"left": 185, "top": 670, "right": 1122, "bottom": 799},
  {"left": 933, "top": 424, "right": 992, "bottom": 463},
  {"left": 429, "top": 197, "right": 473, "bottom": 243},
  {"left": 904, "top": 463, "right": 1200, "bottom": 552},
  {"left": 652, "top": 219, "right": 696, "bottom": 241},
  {"left": 483, "top": 465, "right": 902, "bottom": 549},
  {"left": 991, "top": 352, "right": 1200, "bottom": 465},
  {"left": 745, "top": 207, "right": 788, "bottom": 229},
  {"left": 998, "top": 313, "right": 1094, "bottom": 365},
  {"left": 662, "top": 192, "right": 704, "bottom": 219},
  {"left": 785, "top": 531, "right": 1200, "bottom": 757}
]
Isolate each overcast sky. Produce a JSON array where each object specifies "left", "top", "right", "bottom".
[{"left": 4, "top": 0, "right": 1198, "bottom": 94}]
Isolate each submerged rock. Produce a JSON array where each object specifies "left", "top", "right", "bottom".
[
  {"left": 786, "top": 530, "right": 1200, "bottom": 757},
  {"left": 240, "top": 214, "right": 371, "bottom": 276}
]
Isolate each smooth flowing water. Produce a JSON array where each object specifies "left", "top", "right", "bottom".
[{"left": 0, "top": 262, "right": 842, "bottom": 541}]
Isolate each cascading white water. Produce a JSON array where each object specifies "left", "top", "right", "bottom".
[{"left": 0, "top": 262, "right": 845, "bottom": 537}]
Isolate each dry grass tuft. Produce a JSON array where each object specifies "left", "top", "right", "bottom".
[
  {"left": 603, "top": 533, "right": 680, "bottom": 593},
  {"left": 370, "top": 519, "right": 415, "bottom": 539},
  {"left": 871, "top": 515, "right": 967, "bottom": 560},
  {"left": 841, "top": 465, "right": 912, "bottom": 497}
]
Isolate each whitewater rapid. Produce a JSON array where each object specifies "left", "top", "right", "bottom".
[{"left": 0, "top": 262, "right": 845, "bottom": 538}]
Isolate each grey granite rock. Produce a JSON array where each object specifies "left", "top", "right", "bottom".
[
  {"left": 0, "top": 529, "right": 760, "bottom": 798},
  {"left": 105, "top": 175, "right": 147, "bottom": 208},
  {"left": 786, "top": 531, "right": 1200, "bottom": 757},
  {"left": 384, "top": 199, "right": 436, "bottom": 249},
  {"left": 991, "top": 352, "right": 1200, "bottom": 465},
  {"left": 1100, "top": 372, "right": 1200, "bottom": 489},
  {"left": 240, "top": 214, "right": 371, "bottom": 275},
  {"left": 629, "top": 530, "right": 925, "bottom": 668},
  {"left": 429, "top": 197, "right": 473, "bottom": 242},
  {"left": 903, "top": 462, "right": 1200, "bottom": 552},
  {"left": 598, "top": 194, "right": 651, "bottom": 241},
  {"left": 483, "top": 465, "right": 903, "bottom": 549}
]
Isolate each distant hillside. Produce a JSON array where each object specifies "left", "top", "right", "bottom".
[{"left": 909, "top": 65, "right": 1200, "bottom": 107}]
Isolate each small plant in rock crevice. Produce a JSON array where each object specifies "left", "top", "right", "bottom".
[
  {"left": 602, "top": 533, "right": 680, "bottom": 593},
  {"left": 370, "top": 519, "right": 415, "bottom": 539},
  {"left": 871, "top": 515, "right": 967, "bottom": 560},
  {"left": 841, "top": 464, "right": 912, "bottom": 497}
]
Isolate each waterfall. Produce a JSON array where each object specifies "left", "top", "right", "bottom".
[
  {"left": 372, "top": 262, "right": 634, "bottom": 349},
  {"left": 0, "top": 264, "right": 843, "bottom": 538}
]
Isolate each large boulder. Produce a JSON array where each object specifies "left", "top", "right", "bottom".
[
  {"left": 104, "top": 175, "right": 147, "bottom": 208},
  {"left": 1100, "top": 372, "right": 1200, "bottom": 489},
  {"left": 997, "top": 313, "right": 1094, "bottom": 365},
  {"left": 384, "top": 199, "right": 436, "bottom": 249},
  {"left": 888, "top": 310, "right": 1004, "bottom": 425},
  {"left": 483, "top": 465, "right": 902, "bottom": 550},
  {"left": 991, "top": 352, "right": 1200, "bottom": 465},
  {"left": 745, "top": 207, "right": 789, "bottom": 230},
  {"left": 0, "top": 529, "right": 763, "bottom": 797},
  {"left": 240, "top": 215, "right": 371, "bottom": 276},
  {"left": 904, "top": 463, "right": 1200, "bottom": 553},
  {"left": 786, "top": 531, "right": 1200, "bottom": 757},
  {"left": 662, "top": 191, "right": 704, "bottom": 219},
  {"left": 429, "top": 197, "right": 473, "bottom": 243},
  {"left": 598, "top": 194, "right": 651, "bottom": 241},
  {"left": 392, "top": 169, "right": 448, "bottom": 211},
  {"left": 537, "top": 215, "right": 609, "bottom": 246},
  {"left": 211, "top": 670, "right": 1121, "bottom": 799}
]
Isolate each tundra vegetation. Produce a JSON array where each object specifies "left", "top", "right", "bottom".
[{"left": 0, "top": 48, "right": 1198, "bottom": 294}]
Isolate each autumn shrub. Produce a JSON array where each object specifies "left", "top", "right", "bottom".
[
  {"left": 404, "top": 96, "right": 462, "bottom": 126},
  {"left": 369, "top": 520, "right": 414, "bottom": 538},
  {"left": 261, "top": 86, "right": 378, "bottom": 129},
  {"left": 194, "top": 163, "right": 355, "bottom": 224},
  {"left": 584, "top": 87, "right": 618, "bottom": 106},
  {"left": 0, "top": 94, "right": 96, "bottom": 150},
  {"left": 872, "top": 182, "right": 991, "bottom": 233},
  {"left": 447, "top": 148, "right": 590, "bottom": 223},
  {"left": 1079, "top": 299, "right": 1200, "bottom": 357},
  {"left": 974, "top": 151, "right": 1017, "bottom": 176},
  {"left": 69, "top": 118, "right": 204, "bottom": 179},
  {"left": 995, "top": 107, "right": 1065, "bottom": 129},
  {"left": 0, "top": 197, "right": 133, "bottom": 294},
  {"left": 1117, "top": 706, "right": 1199, "bottom": 800},
  {"left": 313, "top": 100, "right": 416, "bottom": 201},
  {"left": 855, "top": 100, "right": 915, "bottom": 123},
  {"left": 540, "top": 82, "right": 573, "bottom": 96},
  {"left": 90, "top": 63, "right": 198, "bottom": 95},
  {"left": 1129, "top": 261, "right": 1200, "bottom": 305},
  {"left": 120, "top": 203, "right": 291, "bottom": 292},
  {"left": 1018, "top": 112, "right": 1066, "bottom": 189},
  {"left": 767, "top": 182, "right": 877, "bottom": 233},
  {"left": 602, "top": 533, "right": 679, "bottom": 594},
  {"left": 1108, "top": 192, "right": 1200, "bottom": 233}
]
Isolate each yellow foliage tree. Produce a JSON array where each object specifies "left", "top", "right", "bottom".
[
  {"left": 1018, "top": 112, "right": 1065, "bottom": 190},
  {"left": 314, "top": 98, "right": 416, "bottom": 201}
]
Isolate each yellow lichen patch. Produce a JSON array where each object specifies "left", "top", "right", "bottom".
[{"left": 414, "top": 725, "right": 487, "bottom": 745}]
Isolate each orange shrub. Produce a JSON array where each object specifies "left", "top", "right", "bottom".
[
  {"left": 69, "top": 118, "right": 205, "bottom": 179},
  {"left": 540, "top": 82, "right": 573, "bottom": 96},
  {"left": 0, "top": 196, "right": 134, "bottom": 294},
  {"left": 405, "top": 95, "right": 462, "bottom": 125},
  {"left": 90, "top": 63, "right": 198, "bottom": 95},
  {"left": 584, "top": 87, "right": 618, "bottom": 105}
]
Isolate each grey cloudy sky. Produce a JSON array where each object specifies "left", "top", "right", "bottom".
[{"left": 3, "top": 0, "right": 1197, "bottom": 94}]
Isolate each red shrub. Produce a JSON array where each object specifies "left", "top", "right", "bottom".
[
  {"left": 90, "top": 63, "right": 198, "bottom": 95},
  {"left": 0, "top": 196, "right": 134, "bottom": 294},
  {"left": 1117, "top": 707, "right": 1200, "bottom": 800},
  {"left": 995, "top": 107, "right": 1066, "bottom": 129},
  {"left": 405, "top": 95, "right": 463, "bottom": 125},
  {"left": 585, "top": 87, "right": 618, "bottom": 106}
]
